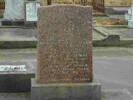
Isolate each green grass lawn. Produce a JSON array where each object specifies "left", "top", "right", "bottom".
[{"left": 0, "top": 15, "right": 3, "bottom": 18}]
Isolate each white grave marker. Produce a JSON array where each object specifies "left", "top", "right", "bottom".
[
  {"left": 125, "top": 0, "right": 133, "bottom": 28},
  {"left": 4, "top": 0, "right": 24, "bottom": 20},
  {"left": 25, "top": 2, "right": 41, "bottom": 21},
  {"left": 0, "top": 65, "right": 26, "bottom": 72}
]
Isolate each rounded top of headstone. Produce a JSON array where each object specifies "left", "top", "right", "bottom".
[
  {"left": 37, "top": 4, "right": 92, "bottom": 18},
  {"left": 37, "top": 3, "right": 93, "bottom": 83},
  {"left": 38, "top": 4, "right": 92, "bottom": 9}
]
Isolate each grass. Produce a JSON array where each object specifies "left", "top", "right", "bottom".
[
  {"left": 105, "top": 0, "right": 131, "bottom": 6},
  {"left": 93, "top": 17, "right": 126, "bottom": 26},
  {"left": 0, "top": 14, "right": 3, "bottom": 18}
]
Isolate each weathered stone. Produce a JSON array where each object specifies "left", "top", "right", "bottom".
[
  {"left": 0, "top": 61, "right": 35, "bottom": 92},
  {"left": 25, "top": 1, "right": 41, "bottom": 22},
  {"left": 4, "top": 0, "right": 24, "bottom": 20},
  {"left": 37, "top": 4, "right": 93, "bottom": 83},
  {"left": 31, "top": 79, "right": 101, "bottom": 100}
]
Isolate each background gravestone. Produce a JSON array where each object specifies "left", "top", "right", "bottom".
[
  {"left": 0, "top": 61, "right": 35, "bottom": 92},
  {"left": 25, "top": 1, "right": 41, "bottom": 22},
  {"left": 4, "top": 0, "right": 24, "bottom": 20},
  {"left": 31, "top": 5, "right": 101, "bottom": 100},
  {"left": 37, "top": 4, "right": 93, "bottom": 83}
]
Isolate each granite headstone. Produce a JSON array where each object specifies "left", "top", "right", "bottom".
[
  {"left": 37, "top": 4, "right": 93, "bottom": 83},
  {"left": 31, "top": 5, "right": 101, "bottom": 100}
]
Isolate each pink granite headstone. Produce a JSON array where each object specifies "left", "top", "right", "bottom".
[{"left": 37, "top": 4, "right": 92, "bottom": 83}]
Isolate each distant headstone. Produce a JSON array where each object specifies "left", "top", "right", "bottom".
[
  {"left": 25, "top": 1, "right": 41, "bottom": 22},
  {"left": 125, "top": 5, "right": 133, "bottom": 28},
  {"left": 37, "top": 5, "right": 93, "bottom": 83},
  {"left": 4, "top": 0, "right": 24, "bottom": 20},
  {"left": 0, "top": 65, "right": 26, "bottom": 72},
  {"left": 0, "top": 62, "right": 35, "bottom": 92}
]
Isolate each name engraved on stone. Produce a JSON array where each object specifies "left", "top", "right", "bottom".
[{"left": 0, "top": 65, "right": 26, "bottom": 72}]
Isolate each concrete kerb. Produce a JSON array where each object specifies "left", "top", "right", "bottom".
[
  {"left": 0, "top": 61, "right": 35, "bottom": 92},
  {"left": 0, "top": 41, "right": 37, "bottom": 49},
  {"left": 1, "top": 40, "right": 133, "bottom": 49},
  {"left": 94, "top": 25, "right": 128, "bottom": 28}
]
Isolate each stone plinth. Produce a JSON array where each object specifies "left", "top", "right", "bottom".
[
  {"left": 2, "top": 0, "right": 24, "bottom": 26},
  {"left": 31, "top": 79, "right": 101, "bottom": 100},
  {"left": 37, "top": 4, "right": 93, "bottom": 83}
]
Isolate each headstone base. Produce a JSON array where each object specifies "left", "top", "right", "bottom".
[
  {"left": 31, "top": 78, "right": 101, "bottom": 100},
  {"left": 1, "top": 19, "right": 24, "bottom": 26},
  {"left": 24, "top": 22, "right": 37, "bottom": 27}
]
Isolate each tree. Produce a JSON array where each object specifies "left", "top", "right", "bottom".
[{"left": 47, "top": 0, "right": 52, "bottom": 5}]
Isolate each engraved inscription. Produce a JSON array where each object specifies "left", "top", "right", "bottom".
[{"left": 37, "top": 5, "right": 92, "bottom": 83}]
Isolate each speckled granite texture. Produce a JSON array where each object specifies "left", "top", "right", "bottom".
[{"left": 37, "top": 4, "right": 92, "bottom": 83}]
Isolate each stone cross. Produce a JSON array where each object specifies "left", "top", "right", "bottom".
[{"left": 37, "top": 4, "right": 93, "bottom": 83}]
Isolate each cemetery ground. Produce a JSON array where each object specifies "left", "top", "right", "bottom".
[
  {"left": 0, "top": 13, "right": 133, "bottom": 48},
  {"left": 1, "top": 47, "right": 133, "bottom": 100},
  {"left": 0, "top": 25, "right": 133, "bottom": 48},
  {"left": 0, "top": 6, "right": 133, "bottom": 100},
  {"left": 0, "top": 25, "right": 133, "bottom": 100},
  {"left": 0, "top": 15, "right": 133, "bottom": 100}
]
